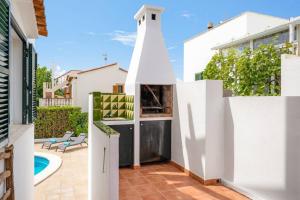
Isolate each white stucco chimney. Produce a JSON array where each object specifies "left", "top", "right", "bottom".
[{"left": 125, "top": 5, "right": 176, "bottom": 95}]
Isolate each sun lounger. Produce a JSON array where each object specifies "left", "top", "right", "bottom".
[
  {"left": 42, "top": 131, "right": 74, "bottom": 150},
  {"left": 56, "top": 133, "right": 87, "bottom": 153}
]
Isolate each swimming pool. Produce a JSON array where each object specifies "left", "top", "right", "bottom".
[
  {"left": 34, "top": 152, "right": 62, "bottom": 186},
  {"left": 34, "top": 156, "right": 49, "bottom": 175}
]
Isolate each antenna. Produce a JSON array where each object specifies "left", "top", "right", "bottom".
[
  {"left": 102, "top": 53, "right": 108, "bottom": 65},
  {"left": 51, "top": 64, "right": 56, "bottom": 79},
  {"left": 50, "top": 64, "right": 56, "bottom": 88}
]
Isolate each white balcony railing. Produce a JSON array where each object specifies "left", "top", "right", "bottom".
[{"left": 39, "top": 98, "right": 73, "bottom": 107}]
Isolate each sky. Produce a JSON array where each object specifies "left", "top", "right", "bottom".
[{"left": 36, "top": 0, "right": 300, "bottom": 79}]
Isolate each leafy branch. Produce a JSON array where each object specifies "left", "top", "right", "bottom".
[{"left": 201, "top": 43, "right": 292, "bottom": 96}]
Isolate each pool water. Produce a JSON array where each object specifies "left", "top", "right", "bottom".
[{"left": 34, "top": 156, "right": 49, "bottom": 175}]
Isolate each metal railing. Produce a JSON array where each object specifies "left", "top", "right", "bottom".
[{"left": 39, "top": 98, "right": 73, "bottom": 107}]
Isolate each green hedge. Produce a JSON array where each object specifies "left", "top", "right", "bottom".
[{"left": 35, "top": 106, "right": 88, "bottom": 138}]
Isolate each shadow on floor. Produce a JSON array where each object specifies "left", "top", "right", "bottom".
[{"left": 119, "top": 163, "right": 249, "bottom": 200}]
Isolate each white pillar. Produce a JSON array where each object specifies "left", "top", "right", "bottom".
[
  {"left": 250, "top": 40, "right": 254, "bottom": 50},
  {"left": 133, "top": 83, "right": 140, "bottom": 167},
  {"left": 88, "top": 94, "right": 93, "bottom": 200},
  {"left": 289, "top": 23, "right": 295, "bottom": 43},
  {"left": 297, "top": 25, "right": 300, "bottom": 56}
]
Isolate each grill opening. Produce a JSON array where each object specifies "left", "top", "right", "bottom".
[{"left": 140, "top": 85, "right": 173, "bottom": 118}]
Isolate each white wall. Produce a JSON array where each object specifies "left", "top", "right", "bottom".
[
  {"left": 172, "top": 80, "right": 300, "bottom": 199},
  {"left": 11, "top": 0, "right": 39, "bottom": 38},
  {"left": 171, "top": 80, "right": 223, "bottom": 180},
  {"left": 88, "top": 95, "right": 119, "bottom": 200},
  {"left": 10, "top": 125, "right": 34, "bottom": 200},
  {"left": 245, "top": 12, "right": 288, "bottom": 36},
  {"left": 223, "top": 97, "right": 300, "bottom": 200},
  {"left": 281, "top": 54, "right": 300, "bottom": 96},
  {"left": 74, "top": 65, "right": 127, "bottom": 112},
  {"left": 184, "top": 12, "right": 288, "bottom": 82}
]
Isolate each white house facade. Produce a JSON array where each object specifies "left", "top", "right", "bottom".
[
  {"left": 183, "top": 12, "right": 298, "bottom": 81},
  {"left": 0, "top": 0, "right": 47, "bottom": 199},
  {"left": 72, "top": 63, "right": 127, "bottom": 112}
]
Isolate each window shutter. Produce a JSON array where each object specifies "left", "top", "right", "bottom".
[
  {"left": 0, "top": 0, "right": 10, "bottom": 142},
  {"left": 113, "top": 84, "right": 118, "bottom": 93},
  {"left": 22, "top": 45, "right": 28, "bottom": 124},
  {"left": 33, "top": 52, "right": 37, "bottom": 119},
  {"left": 28, "top": 43, "right": 37, "bottom": 123}
]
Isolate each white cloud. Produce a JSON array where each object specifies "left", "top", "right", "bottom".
[
  {"left": 181, "top": 11, "right": 194, "bottom": 19},
  {"left": 86, "top": 31, "right": 97, "bottom": 36},
  {"left": 109, "top": 31, "right": 136, "bottom": 47},
  {"left": 168, "top": 46, "right": 177, "bottom": 50},
  {"left": 52, "top": 65, "right": 66, "bottom": 78}
]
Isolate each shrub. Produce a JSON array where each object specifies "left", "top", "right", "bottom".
[
  {"left": 69, "top": 111, "right": 88, "bottom": 136},
  {"left": 35, "top": 106, "right": 88, "bottom": 138},
  {"left": 202, "top": 43, "right": 292, "bottom": 96}
]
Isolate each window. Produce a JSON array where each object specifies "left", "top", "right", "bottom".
[
  {"left": 151, "top": 14, "right": 156, "bottom": 20},
  {"left": 11, "top": 18, "right": 37, "bottom": 125},
  {"left": 118, "top": 85, "right": 123, "bottom": 93},
  {"left": 195, "top": 72, "right": 203, "bottom": 81},
  {"left": 222, "top": 42, "right": 250, "bottom": 54},
  {"left": 139, "top": 20, "right": 141, "bottom": 26},
  {"left": 253, "top": 30, "right": 289, "bottom": 49},
  {"left": 113, "top": 84, "right": 124, "bottom": 94},
  {"left": 11, "top": 29, "right": 23, "bottom": 124},
  {"left": 142, "top": 15, "right": 145, "bottom": 21}
]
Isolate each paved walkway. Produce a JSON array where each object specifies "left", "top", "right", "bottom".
[
  {"left": 34, "top": 143, "right": 88, "bottom": 200},
  {"left": 34, "top": 143, "right": 248, "bottom": 200},
  {"left": 120, "top": 163, "right": 249, "bottom": 200}
]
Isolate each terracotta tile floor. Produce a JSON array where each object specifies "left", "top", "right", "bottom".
[{"left": 120, "top": 163, "right": 249, "bottom": 200}]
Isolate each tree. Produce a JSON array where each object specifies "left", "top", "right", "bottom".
[
  {"left": 54, "top": 89, "right": 64, "bottom": 97},
  {"left": 37, "top": 65, "right": 52, "bottom": 101},
  {"left": 201, "top": 43, "right": 292, "bottom": 96},
  {"left": 202, "top": 52, "right": 223, "bottom": 80}
]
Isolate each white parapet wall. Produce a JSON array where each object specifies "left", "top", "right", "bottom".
[
  {"left": 172, "top": 79, "right": 300, "bottom": 199},
  {"left": 172, "top": 80, "right": 224, "bottom": 180},
  {"left": 10, "top": 124, "right": 34, "bottom": 200},
  {"left": 0, "top": 125, "right": 34, "bottom": 199},
  {"left": 281, "top": 54, "right": 300, "bottom": 96},
  {"left": 223, "top": 96, "right": 300, "bottom": 200},
  {"left": 88, "top": 94, "right": 119, "bottom": 200}
]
